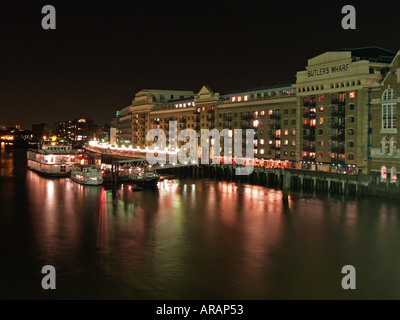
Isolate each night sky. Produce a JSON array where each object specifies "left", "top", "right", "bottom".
[{"left": 1, "top": 0, "right": 400, "bottom": 129}]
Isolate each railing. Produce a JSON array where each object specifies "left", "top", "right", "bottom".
[
  {"left": 302, "top": 145, "right": 315, "bottom": 152},
  {"left": 303, "top": 101, "right": 316, "bottom": 107},
  {"left": 303, "top": 135, "right": 316, "bottom": 140},
  {"left": 331, "top": 111, "right": 345, "bottom": 117},
  {"left": 241, "top": 114, "right": 253, "bottom": 120},
  {"left": 270, "top": 114, "right": 281, "bottom": 120},
  {"left": 331, "top": 123, "right": 345, "bottom": 129},
  {"left": 303, "top": 112, "right": 316, "bottom": 118},
  {"left": 270, "top": 124, "right": 281, "bottom": 130},
  {"left": 330, "top": 147, "right": 345, "bottom": 154},
  {"left": 331, "top": 134, "right": 345, "bottom": 141}
]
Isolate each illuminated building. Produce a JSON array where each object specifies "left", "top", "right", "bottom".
[
  {"left": 294, "top": 47, "right": 396, "bottom": 173},
  {"left": 111, "top": 47, "right": 400, "bottom": 176},
  {"left": 56, "top": 118, "right": 95, "bottom": 146}
]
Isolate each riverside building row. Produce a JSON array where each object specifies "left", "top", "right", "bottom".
[{"left": 113, "top": 47, "right": 400, "bottom": 181}]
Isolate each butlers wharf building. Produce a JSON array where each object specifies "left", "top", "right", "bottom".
[{"left": 112, "top": 47, "right": 400, "bottom": 188}]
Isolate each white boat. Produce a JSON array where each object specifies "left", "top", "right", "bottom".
[
  {"left": 27, "top": 144, "right": 82, "bottom": 177},
  {"left": 70, "top": 165, "right": 103, "bottom": 186}
]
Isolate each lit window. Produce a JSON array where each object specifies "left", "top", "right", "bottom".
[
  {"left": 232, "top": 97, "right": 236, "bottom": 102},
  {"left": 310, "top": 119, "right": 316, "bottom": 127},
  {"left": 319, "top": 106, "right": 324, "bottom": 112},
  {"left": 319, "top": 118, "right": 324, "bottom": 124},
  {"left": 292, "top": 140, "right": 296, "bottom": 146},
  {"left": 381, "top": 166, "right": 387, "bottom": 182},
  {"left": 391, "top": 167, "right": 397, "bottom": 183},
  {"left": 318, "top": 152, "right": 323, "bottom": 158},
  {"left": 349, "top": 92, "right": 356, "bottom": 99},
  {"left": 244, "top": 95, "right": 248, "bottom": 101},
  {"left": 261, "top": 111, "right": 265, "bottom": 116},
  {"left": 383, "top": 88, "right": 397, "bottom": 101},
  {"left": 260, "top": 149, "right": 264, "bottom": 155},
  {"left": 284, "top": 130, "right": 289, "bottom": 136},
  {"left": 291, "top": 130, "right": 296, "bottom": 135},
  {"left": 269, "top": 110, "right": 273, "bottom": 115},
  {"left": 269, "top": 140, "right": 273, "bottom": 145},
  {"left": 238, "top": 96, "right": 242, "bottom": 102},
  {"left": 253, "top": 120, "right": 259, "bottom": 128},
  {"left": 260, "top": 139, "right": 265, "bottom": 145},
  {"left": 284, "top": 140, "right": 289, "bottom": 145}
]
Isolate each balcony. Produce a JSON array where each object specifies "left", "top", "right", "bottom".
[
  {"left": 331, "top": 99, "right": 345, "bottom": 105},
  {"left": 270, "top": 124, "right": 281, "bottom": 130},
  {"left": 331, "top": 134, "right": 345, "bottom": 141},
  {"left": 303, "top": 101, "right": 316, "bottom": 107},
  {"left": 242, "top": 123, "right": 255, "bottom": 129},
  {"left": 302, "top": 145, "right": 316, "bottom": 152},
  {"left": 303, "top": 134, "right": 316, "bottom": 141},
  {"left": 330, "top": 146, "right": 345, "bottom": 154},
  {"left": 270, "top": 114, "right": 281, "bottom": 120},
  {"left": 302, "top": 156, "right": 316, "bottom": 162},
  {"left": 270, "top": 145, "right": 281, "bottom": 150},
  {"left": 331, "top": 111, "right": 345, "bottom": 117},
  {"left": 331, "top": 123, "right": 345, "bottom": 129},
  {"left": 270, "top": 134, "right": 281, "bottom": 140},
  {"left": 241, "top": 114, "right": 253, "bottom": 120},
  {"left": 303, "top": 112, "right": 316, "bottom": 118}
]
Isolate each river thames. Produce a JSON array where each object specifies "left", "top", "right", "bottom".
[{"left": 1, "top": 147, "right": 400, "bottom": 300}]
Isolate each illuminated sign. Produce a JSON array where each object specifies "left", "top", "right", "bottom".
[{"left": 308, "top": 64, "right": 350, "bottom": 77}]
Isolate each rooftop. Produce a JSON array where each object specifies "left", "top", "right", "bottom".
[{"left": 336, "top": 46, "right": 396, "bottom": 63}]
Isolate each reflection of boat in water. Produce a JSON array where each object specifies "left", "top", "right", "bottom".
[
  {"left": 128, "top": 168, "right": 160, "bottom": 188},
  {"left": 70, "top": 165, "right": 103, "bottom": 186},
  {"left": 27, "top": 144, "right": 82, "bottom": 177},
  {"left": 131, "top": 184, "right": 143, "bottom": 192}
]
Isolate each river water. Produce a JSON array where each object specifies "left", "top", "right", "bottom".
[{"left": 0, "top": 147, "right": 400, "bottom": 300}]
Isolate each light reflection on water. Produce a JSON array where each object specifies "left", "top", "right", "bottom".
[{"left": 0, "top": 149, "right": 400, "bottom": 299}]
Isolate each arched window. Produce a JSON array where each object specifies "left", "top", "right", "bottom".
[
  {"left": 381, "top": 166, "right": 387, "bottom": 183},
  {"left": 383, "top": 88, "right": 397, "bottom": 101},
  {"left": 391, "top": 167, "right": 397, "bottom": 183}
]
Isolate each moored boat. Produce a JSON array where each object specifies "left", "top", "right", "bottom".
[
  {"left": 128, "top": 167, "right": 160, "bottom": 188},
  {"left": 70, "top": 165, "right": 103, "bottom": 186},
  {"left": 27, "top": 144, "right": 82, "bottom": 177}
]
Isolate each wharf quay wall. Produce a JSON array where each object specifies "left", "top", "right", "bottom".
[
  {"left": 86, "top": 148, "right": 400, "bottom": 199},
  {"left": 158, "top": 165, "right": 400, "bottom": 199}
]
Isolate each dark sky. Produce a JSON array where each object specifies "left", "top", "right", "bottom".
[{"left": 1, "top": 0, "right": 400, "bottom": 129}]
